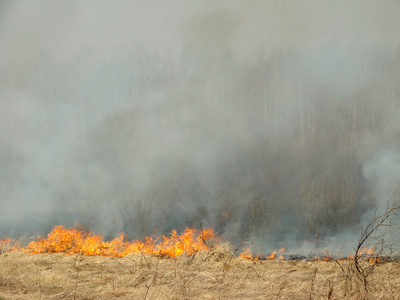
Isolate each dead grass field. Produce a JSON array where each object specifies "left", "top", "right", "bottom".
[{"left": 1, "top": 246, "right": 400, "bottom": 300}]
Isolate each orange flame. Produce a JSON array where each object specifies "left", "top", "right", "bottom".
[
  {"left": 1, "top": 226, "right": 385, "bottom": 263},
  {"left": 0, "top": 238, "right": 20, "bottom": 253},
  {"left": 239, "top": 247, "right": 254, "bottom": 260},
  {"left": 357, "top": 247, "right": 382, "bottom": 263},
  {"left": 278, "top": 248, "right": 285, "bottom": 260},
  {"left": 24, "top": 225, "right": 216, "bottom": 258},
  {"left": 239, "top": 247, "right": 285, "bottom": 261},
  {"left": 267, "top": 251, "right": 277, "bottom": 260}
]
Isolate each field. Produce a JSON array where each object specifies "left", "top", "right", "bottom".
[
  {"left": 1, "top": 3, "right": 400, "bottom": 300},
  {"left": 1, "top": 247, "right": 400, "bottom": 300}
]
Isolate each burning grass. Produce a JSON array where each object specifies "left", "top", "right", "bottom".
[
  {"left": 1, "top": 226, "right": 400, "bottom": 299},
  {"left": 23, "top": 225, "right": 217, "bottom": 258}
]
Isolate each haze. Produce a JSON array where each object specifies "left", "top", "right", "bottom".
[{"left": 1, "top": 0, "right": 400, "bottom": 254}]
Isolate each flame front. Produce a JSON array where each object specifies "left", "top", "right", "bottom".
[
  {"left": 1, "top": 226, "right": 385, "bottom": 263},
  {"left": 25, "top": 225, "right": 216, "bottom": 258}
]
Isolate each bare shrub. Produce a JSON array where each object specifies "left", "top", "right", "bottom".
[{"left": 334, "top": 193, "right": 400, "bottom": 292}]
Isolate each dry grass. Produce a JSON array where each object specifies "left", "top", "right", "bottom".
[{"left": 1, "top": 245, "right": 400, "bottom": 299}]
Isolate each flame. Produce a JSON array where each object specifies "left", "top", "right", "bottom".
[
  {"left": 278, "top": 248, "right": 285, "bottom": 260},
  {"left": 345, "top": 247, "right": 378, "bottom": 262},
  {"left": 267, "top": 251, "right": 277, "bottom": 260},
  {"left": 24, "top": 225, "right": 216, "bottom": 258},
  {"left": 240, "top": 247, "right": 285, "bottom": 261},
  {"left": 239, "top": 247, "right": 254, "bottom": 260},
  {"left": 357, "top": 247, "right": 382, "bottom": 263},
  {"left": 359, "top": 247, "right": 375, "bottom": 256},
  {"left": 0, "top": 238, "right": 19, "bottom": 253},
  {"left": 0, "top": 226, "right": 385, "bottom": 263}
]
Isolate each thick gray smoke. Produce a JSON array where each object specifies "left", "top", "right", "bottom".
[{"left": 1, "top": 1, "right": 400, "bottom": 254}]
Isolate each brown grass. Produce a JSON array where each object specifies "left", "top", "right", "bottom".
[{"left": 1, "top": 244, "right": 400, "bottom": 299}]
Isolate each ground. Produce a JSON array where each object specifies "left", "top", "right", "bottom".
[{"left": 1, "top": 247, "right": 400, "bottom": 299}]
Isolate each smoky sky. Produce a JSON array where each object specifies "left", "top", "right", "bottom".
[{"left": 1, "top": 1, "right": 400, "bottom": 254}]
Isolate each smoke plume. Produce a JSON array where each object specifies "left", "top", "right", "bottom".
[{"left": 1, "top": 0, "right": 400, "bottom": 254}]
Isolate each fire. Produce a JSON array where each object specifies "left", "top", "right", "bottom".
[
  {"left": 0, "top": 238, "right": 19, "bottom": 253},
  {"left": 239, "top": 248, "right": 255, "bottom": 261},
  {"left": 345, "top": 247, "right": 378, "bottom": 262},
  {"left": 0, "top": 226, "right": 386, "bottom": 264},
  {"left": 266, "top": 248, "right": 285, "bottom": 260},
  {"left": 24, "top": 225, "right": 217, "bottom": 258},
  {"left": 359, "top": 247, "right": 375, "bottom": 256},
  {"left": 240, "top": 247, "right": 285, "bottom": 261},
  {"left": 278, "top": 248, "right": 285, "bottom": 259},
  {"left": 357, "top": 247, "right": 383, "bottom": 263}
]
